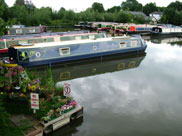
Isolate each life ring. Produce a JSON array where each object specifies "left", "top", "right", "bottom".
[
  {"left": 93, "top": 46, "right": 97, "bottom": 51},
  {"left": 35, "top": 52, "right": 41, "bottom": 57}
]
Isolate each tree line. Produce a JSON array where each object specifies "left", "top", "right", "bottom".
[{"left": 0, "top": 0, "right": 182, "bottom": 35}]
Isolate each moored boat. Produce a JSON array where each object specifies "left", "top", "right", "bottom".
[
  {"left": 0, "top": 30, "right": 89, "bottom": 54},
  {"left": 8, "top": 25, "right": 47, "bottom": 35},
  {"left": 152, "top": 24, "right": 182, "bottom": 36},
  {"left": 8, "top": 33, "right": 147, "bottom": 67},
  {"left": 126, "top": 25, "right": 153, "bottom": 35}
]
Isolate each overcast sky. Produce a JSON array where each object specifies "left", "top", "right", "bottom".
[{"left": 5, "top": 0, "right": 178, "bottom": 12}]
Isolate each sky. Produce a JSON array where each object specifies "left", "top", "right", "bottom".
[{"left": 4, "top": 0, "right": 178, "bottom": 12}]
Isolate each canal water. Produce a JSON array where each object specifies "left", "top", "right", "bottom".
[{"left": 45, "top": 35, "right": 182, "bottom": 136}]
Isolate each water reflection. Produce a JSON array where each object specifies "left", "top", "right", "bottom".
[
  {"left": 28, "top": 53, "right": 146, "bottom": 82},
  {"left": 62, "top": 41, "right": 182, "bottom": 136},
  {"left": 143, "top": 35, "right": 182, "bottom": 46}
]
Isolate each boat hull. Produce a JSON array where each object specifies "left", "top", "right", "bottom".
[
  {"left": 17, "top": 47, "right": 146, "bottom": 67},
  {"left": 0, "top": 49, "right": 8, "bottom": 53}
]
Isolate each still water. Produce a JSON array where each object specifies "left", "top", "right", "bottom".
[{"left": 38, "top": 36, "right": 182, "bottom": 136}]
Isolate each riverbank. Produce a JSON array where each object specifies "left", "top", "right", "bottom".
[{"left": 0, "top": 65, "right": 83, "bottom": 135}]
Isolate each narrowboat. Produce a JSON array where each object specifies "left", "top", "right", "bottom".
[
  {"left": 8, "top": 33, "right": 147, "bottom": 67},
  {"left": 0, "top": 31, "right": 89, "bottom": 54},
  {"left": 152, "top": 24, "right": 182, "bottom": 36},
  {"left": 8, "top": 25, "right": 47, "bottom": 35},
  {"left": 126, "top": 25, "right": 153, "bottom": 35}
]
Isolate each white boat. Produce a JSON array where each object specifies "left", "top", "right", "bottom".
[{"left": 152, "top": 24, "right": 182, "bottom": 36}]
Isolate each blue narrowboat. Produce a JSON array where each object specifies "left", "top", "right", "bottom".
[{"left": 8, "top": 33, "right": 147, "bottom": 67}]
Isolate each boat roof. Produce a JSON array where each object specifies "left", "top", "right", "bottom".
[
  {"left": 12, "top": 36, "right": 137, "bottom": 49},
  {"left": 155, "top": 24, "right": 182, "bottom": 28},
  {"left": 0, "top": 30, "right": 90, "bottom": 40}
]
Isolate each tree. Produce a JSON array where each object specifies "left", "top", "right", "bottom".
[
  {"left": 107, "top": 6, "right": 121, "bottom": 13},
  {"left": 133, "top": 15, "right": 145, "bottom": 24},
  {"left": 0, "top": 0, "right": 9, "bottom": 21},
  {"left": 167, "top": 1, "right": 182, "bottom": 11},
  {"left": 14, "top": 0, "right": 25, "bottom": 6},
  {"left": 162, "top": 8, "right": 176, "bottom": 24},
  {"left": 121, "top": 0, "right": 143, "bottom": 11},
  {"left": 116, "top": 11, "right": 132, "bottom": 23},
  {"left": 57, "top": 7, "right": 66, "bottom": 19},
  {"left": 92, "top": 2, "right": 105, "bottom": 13},
  {"left": 143, "top": 3, "right": 158, "bottom": 16},
  {"left": 0, "top": 19, "right": 6, "bottom": 36},
  {"left": 9, "top": 5, "right": 28, "bottom": 25}
]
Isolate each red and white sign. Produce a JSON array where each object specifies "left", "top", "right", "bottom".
[
  {"left": 30, "top": 93, "right": 39, "bottom": 110},
  {"left": 64, "top": 83, "right": 71, "bottom": 97}
]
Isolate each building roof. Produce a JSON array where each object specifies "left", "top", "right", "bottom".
[
  {"left": 129, "top": 11, "right": 147, "bottom": 17},
  {"left": 150, "top": 11, "right": 163, "bottom": 15},
  {"left": 129, "top": 11, "right": 149, "bottom": 20}
]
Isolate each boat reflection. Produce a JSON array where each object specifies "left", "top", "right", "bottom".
[
  {"left": 28, "top": 53, "right": 146, "bottom": 82},
  {"left": 150, "top": 35, "right": 182, "bottom": 45}
]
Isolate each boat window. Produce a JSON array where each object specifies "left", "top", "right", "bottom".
[
  {"left": 18, "top": 40, "right": 28, "bottom": 44},
  {"left": 131, "top": 40, "right": 138, "bottom": 47},
  {"left": 118, "top": 63, "right": 125, "bottom": 70},
  {"left": 29, "top": 28, "right": 35, "bottom": 33},
  {"left": 47, "top": 38, "right": 54, "bottom": 42},
  {"left": 7, "top": 41, "right": 18, "bottom": 47},
  {"left": 89, "top": 35, "right": 95, "bottom": 40},
  {"left": 59, "top": 47, "right": 70, "bottom": 56},
  {"left": 0, "top": 42, "right": 5, "bottom": 49},
  {"left": 128, "top": 61, "right": 136, "bottom": 68},
  {"left": 75, "top": 36, "right": 82, "bottom": 40},
  {"left": 60, "top": 36, "right": 75, "bottom": 41},
  {"left": 81, "top": 35, "right": 89, "bottom": 40},
  {"left": 119, "top": 41, "right": 127, "bottom": 48},
  {"left": 16, "top": 29, "right": 23, "bottom": 34},
  {"left": 60, "top": 72, "right": 70, "bottom": 80},
  {"left": 43, "top": 39, "right": 47, "bottom": 42},
  {"left": 28, "top": 40, "right": 37, "bottom": 44},
  {"left": 95, "top": 34, "right": 105, "bottom": 39}
]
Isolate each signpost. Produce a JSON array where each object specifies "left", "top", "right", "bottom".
[
  {"left": 30, "top": 93, "right": 39, "bottom": 113},
  {"left": 64, "top": 83, "right": 71, "bottom": 97}
]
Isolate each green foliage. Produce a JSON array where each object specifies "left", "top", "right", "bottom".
[
  {"left": 160, "top": 1, "right": 182, "bottom": 25},
  {"left": 0, "top": 97, "right": 23, "bottom": 136},
  {"left": 132, "top": 15, "right": 146, "bottom": 24},
  {"left": 143, "top": 3, "right": 158, "bottom": 16},
  {"left": 116, "top": 11, "right": 133, "bottom": 23},
  {"left": 107, "top": 6, "right": 121, "bottom": 13},
  {"left": 0, "top": 0, "right": 181, "bottom": 30},
  {"left": 0, "top": 0, "right": 9, "bottom": 20},
  {"left": 167, "top": 1, "right": 182, "bottom": 11},
  {"left": 0, "top": 19, "right": 6, "bottom": 36},
  {"left": 14, "top": 0, "right": 25, "bottom": 6},
  {"left": 121, "top": 0, "right": 143, "bottom": 11},
  {"left": 92, "top": 2, "right": 105, "bottom": 13}
]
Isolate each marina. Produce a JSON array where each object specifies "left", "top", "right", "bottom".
[{"left": 1, "top": 0, "right": 182, "bottom": 135}]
